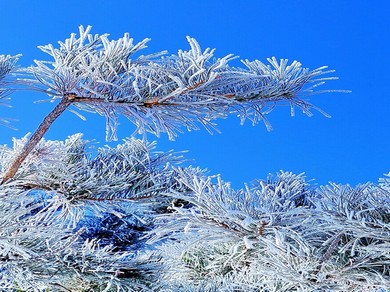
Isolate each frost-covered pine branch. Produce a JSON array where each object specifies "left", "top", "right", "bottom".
[
  {"left": 23, "top": 25, "right": 343, "bottom": 141},
  {"left": 0, "top": 54, "right": 19, "bottom": 100},
  {"left": 147, "top": 171, "right": 390, "bottom": 291},
  {"left": 1, "top": 25, "right": 346, "bottom": 183},
  {"left": 0, "top": 54, "right": 20, "bottom": 127},
  {"left": 0, "top": 134, "right": 388, "bottom": 291},
  {"left": 0, "top": 135, "right": 188, "bottom": 290}
]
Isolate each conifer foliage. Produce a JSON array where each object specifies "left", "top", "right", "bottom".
[{"left": 0, "top": 26, "right": 388, "bottom": 291}]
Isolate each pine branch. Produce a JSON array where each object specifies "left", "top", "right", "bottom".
[
  {"left": 148, "top": 171, "right": 390, "bottom": 290},
  {"left": 1, "top": 96, "right": 72, "bottom": 183},
  {"left": 0, "top": 26, "right": 345, "bottom": 183},
  {"left": 0, "top": 54, "right": 20, "bottom": 127},
  {"left": 0, "top": 54, "right": 20, "bottom": 99},
  {"left": 19, "top": 26, "right": 345, "bottom": 141},
  {"left": 0, "top": 26, "right": 349, "bottom": 185}
]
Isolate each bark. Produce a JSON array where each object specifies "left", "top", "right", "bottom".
[{"left": 1, "top": 98, "right": 71, "bottom": 184}]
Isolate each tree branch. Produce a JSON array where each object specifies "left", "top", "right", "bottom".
[
  {"left": 72, "top": 96, "right": 182, "bottom": 108},
  {"left": 1, "top": 97, "right": 72, "bottom": 184}
]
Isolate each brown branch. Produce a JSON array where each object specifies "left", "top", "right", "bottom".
[
  {"left": 85, "top": 80, "right": 208, "bottom": 107},
  {"left": 1, "top": 97, "right": 72, "bottom": 184},
  {"left": 70, "top": 80, "right": 212, "bottom": 108},
  {"left": 156, "top": 80, "right": 207, "bottom": 104},
  {"left": 80, "top": 194, "right": 156, "bottom": 202},
  {"left": 258, "top": 220, "right": 268, "bottom": 236},
  {"left": 18, "top": 182, "right": 53, "bottom": 191},
  {"left": 72, "top": 96, "right": 181, "bottom": 108},
  {"left": 18, "top": 182, "right": 157, "bottom": 202},
  {"left": 185, "top": 80, "right": 207, "bottom": 91},
  {"left": 205, "top": 216, "right": 243, "bottom": 235},
  {"left": 318, "top": 232, "right": 344, "bottom": 264}
]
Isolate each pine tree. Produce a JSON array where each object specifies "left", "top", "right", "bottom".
[{"left": 0, "top": 26, "right": 388, "bottom": 291}]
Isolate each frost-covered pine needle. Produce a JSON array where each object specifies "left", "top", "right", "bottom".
[
  {"left": 18, "top": 26, "right": 347, "bottom": 140},
  {"left": 0, "top": 136, "right": 388, "bottom": 291}
]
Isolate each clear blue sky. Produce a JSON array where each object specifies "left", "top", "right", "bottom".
[{"left": 0, "top": 0, "right": 389, "bottom": 188}]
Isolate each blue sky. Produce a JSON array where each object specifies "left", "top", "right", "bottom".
[{"left": 0, "top": 0, "right": 389, "bottom": 188}]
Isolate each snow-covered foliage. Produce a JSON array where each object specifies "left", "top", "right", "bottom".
[
  {"left": 148, "top": 171, "right": 390, "bottom": 291},
  {"left": 21, "top": 26, "right": 345, "bottom": 140},
  {"left": 0, "top": 136, "right": 388, "bottom": 291},
  {"left": 0, "top": 135, "right": 180, "bottom": 290},
  {"left": 0, "top": 27, "right": 387, "bottom": 291},
  {"left": 0, "top": 54, "right": 20, "bottom": 126},
  {"left": 0, "top": 54, "right": 19, "bottom": 100}
]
